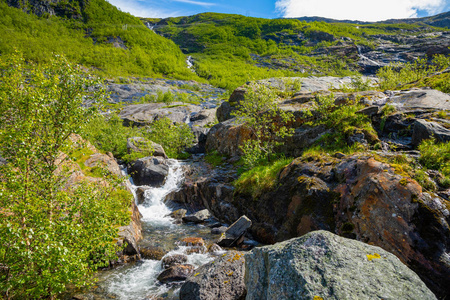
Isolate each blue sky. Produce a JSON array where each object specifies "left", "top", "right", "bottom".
[{"left": 107, "top": 0, "right": 450, "bottom": 21}]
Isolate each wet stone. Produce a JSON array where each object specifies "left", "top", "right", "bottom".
[
  {"left": 162, "top": 254, "right": 188, "bottom": 269},
  {"left": 157, "top": 264, "right": 195, "bottom": 283},
  {"left": 140, "top": 246, "right": 167, "bottom": 260}
]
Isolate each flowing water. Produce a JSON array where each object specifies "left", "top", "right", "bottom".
[{"left": 72, "top": 159, "right": 225, "bottom": 300}]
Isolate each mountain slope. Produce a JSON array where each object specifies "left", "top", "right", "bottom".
[
  {"left": 295, "top": 10, "right": 450, "bottom": 28},
  {"left": 0, "top": 0, "right": 199, "bottom": 80},
  {"left": 148, "top": 12, "right": 447, "bottom": 89}
]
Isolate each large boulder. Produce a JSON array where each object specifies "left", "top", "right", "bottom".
[
  {"left": 128, "top": 156, "right": 169, "bottom": 187},
  {"left": 180, "top": 251, "right": 246, "bottom": 300},
  {"left": 411, "top": 119, "right": 450, "bottom": 147},
  {"left": 205, "top": 119, "right": 250, "bottom": 157},
  {"left": 245, "top": 230, "right": 437, "bottom": 300}
]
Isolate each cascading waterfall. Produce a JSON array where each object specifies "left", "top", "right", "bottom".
[{"left": 97, "top": 159, "right": 217, "bottom": 300}]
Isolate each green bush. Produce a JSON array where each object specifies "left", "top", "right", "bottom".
[
  {"left": 0, "top": 52, "right": 129, "bottom": 299},
  {"left": 147, "top": 117, "right": 195, "bottom": 158}
]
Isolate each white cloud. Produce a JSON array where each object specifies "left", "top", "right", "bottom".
[
  {"left": 106, "top": 0, "right": 179, "bottom": 18},
  {"left": 172, "top": 0, "right": 216, "bottom": 6},
  {"left": 275, "top": 0, "right": 446, "bottom": 21}
]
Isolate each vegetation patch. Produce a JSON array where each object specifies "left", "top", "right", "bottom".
[{"left": 234, "top": 157, "right": 292, "bottom": 199}]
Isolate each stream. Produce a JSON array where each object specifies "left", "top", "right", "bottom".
[{"left": 71, "top": 159, "right": 225, "bottom": 300}]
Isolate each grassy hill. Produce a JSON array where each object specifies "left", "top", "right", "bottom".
[
  {"left": 0, "top": 0, "right": 200, "bottom": 80},
  {"left": 147, "top": 12, "right": 446, "bottom": 90}
]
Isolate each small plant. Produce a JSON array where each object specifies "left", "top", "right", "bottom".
[{"left": 234, "top": 157, "right": 292, "bottom": 198}]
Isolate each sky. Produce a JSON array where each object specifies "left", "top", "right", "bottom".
[{"left": 106, "top": 0, "right": 450, "bottom": 22}]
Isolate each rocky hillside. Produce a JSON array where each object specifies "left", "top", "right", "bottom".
[
  {"left": 296, "top": 10, "right": 450, "bottom": 28},
  {"left": 163, "top": 76, "right": 450, "bottom": 299}
]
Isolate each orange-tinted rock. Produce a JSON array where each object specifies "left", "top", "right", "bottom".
[{"left": 180, "top": 237, "right": 205, "bottom": 247}]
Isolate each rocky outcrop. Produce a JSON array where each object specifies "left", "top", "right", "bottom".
[
  {"left": 245, "top": 230, "right": 437, "bottom": 300},
  {"left": 119, "top": 102, "right": 200, "bottom": 126},
  {"left": 175, "top": 154, "right": 450, "bottom": 297},
  {"left": 412, "top": 119, "right": 450, "bottom": 146},
  {"left": 390, "top": 89, "right": 450, "bottom": 112},
  {"left": 128, "top": 156, "right": 169, "bottom": 187},
  {"left": 180, "top": 251, "right": 246, "bottom": 300}
]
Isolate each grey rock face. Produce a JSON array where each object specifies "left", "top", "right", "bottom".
[
  {"left": 128, "top": 156, "right": 169, "bottom": 187},
  {"left": 182, "top": 209, "right": 211, "bottom": 223},
  {"left": 119, "top": 102, "right": 199, "bottom": 126},
  {"left": 180, "top": 251, "right": 246, "bottom": 300},
  {"left": 412, "top": 119, "right": 450, "bottom": 147},
  {"left": 245, "top": 230, "right": 437, "bottom": 300}
]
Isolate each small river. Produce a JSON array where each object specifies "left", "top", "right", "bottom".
[{"left": 71, "top": 159, "right": 225, "bottom": 300}]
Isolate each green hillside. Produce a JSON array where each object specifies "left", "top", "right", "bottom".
[
  {"left": 148, "top": 12, "right": 444, "bottom": 89},
  {"left": 0, "top": 0, "right": 199, "bottom": 79}
]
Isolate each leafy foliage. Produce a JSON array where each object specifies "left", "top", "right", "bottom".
[
  {"left": 377, "top": 55, "right": 450, "bottom": 91},
  {"left": 146, "top": 117, "right": 195, "bottom": 159},
  {"left": 0, "top": 52, "right": 129, "bottom": 299},
  {"left": 232, "top": 83, "right": 294, "bottom": 169}
]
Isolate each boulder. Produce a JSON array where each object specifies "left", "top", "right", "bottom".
[
  {"left": 245, "top": 230, "right": 437, "bottom": 300},
  {"left": 135, "top": 186, "right": 151, "bottom": 205},
  {"left": 117, "top": 202, "right": 143, "bottom": 259},
  {"left": 216, "top": 87, "right": 246, "bottom": 122},
  {"left": 180, "top": 237, "right": 205, "bottom": 247},
  {"left": 205, "top": 119, "right": 250, "bottom": 157},
  {"left": 157, "top": 264, "right": 195, "bottom": 283},
  {"left": 182, "top": 209, "right": 211, "bottom": 223},
  {"left": 127, "top": 137, "right": 167, "bottom": 159},
  {"left": 162, "top": 254, "right": 188, "bottom": 269},
  {"left": 190, "top": 109, "right": 217, "bottom": 127},
  {"left": 217, "top": 215, "right": 252, "bottom": 247},
  {"left": 140, "top": 246, "right": 166, "bottom": 260},
  {"left": 128, "top": 156, "right": 169, "bottom": 187},
  {"left": 169, "top": 209, "right": 187, "bottom": 220},
  {"left": 211, "top": 226, "right": 228, "bottom": 235},
  {"left": 411, "top": 119, "right": 450, "bottom": 147},
  {"left": 179, "top": 251, "right": 246, "bottom": 300}
]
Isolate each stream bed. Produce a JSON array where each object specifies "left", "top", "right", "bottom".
[{"left": 70, "top": 159, "right": 226, "bottom": 300}]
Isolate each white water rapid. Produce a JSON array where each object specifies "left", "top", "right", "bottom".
[{"left": 96, "top": 159, "right": 216, "bottom": 300}]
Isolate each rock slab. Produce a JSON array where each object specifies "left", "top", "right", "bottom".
[
  {"left": 180, "top": 251, "right": 246, "bottom": 300},
  {"left": 128, "top": 156, "right": 169, "bottom": 187},
  {"left": 245, "top": 230, "right": 437, "bottom": 300}
]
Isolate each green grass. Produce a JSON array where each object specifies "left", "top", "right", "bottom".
[
  {"left": 234, "top": 157, "right": 292, "bottom": 198},
  {"left": 418, "top": 139, "right": 450, "bottom": 188}
]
